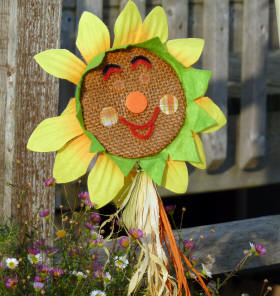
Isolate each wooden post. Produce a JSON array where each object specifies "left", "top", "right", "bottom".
[
  {"left": 162, "top": 0, "right": 188, "bottom": 39},
  {"left": 202, "top": 0, "right": 229, "bottom": 171},
  {"left": 1, "top": 0, "right": 62, "bottom": 237},
  {"left": 120, "top": 0, "right": 146, "bottom": 18},
  {"left": 76, "top": 0, "right": 103, "bottom": 19},
  {"left": 237, "top": 0, "right": 269, "bottom": 169}
]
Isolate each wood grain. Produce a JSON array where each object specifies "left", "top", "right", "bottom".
[
  {"left": 237, "top": 0, "right": 269, "bottom": 169},
  {"left": 3, "top": 0, "right": 62, "bottom": 236},
  {"left": 0, "top": 0, "right": 10, "bottom": 220},
  {"left": 162, "top": 0, "right": 188, "bottom": 39},
  {"left": 202, "top": 0, "right": 229, "bottom": 171}
]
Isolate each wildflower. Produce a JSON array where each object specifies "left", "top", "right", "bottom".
[
  {"left": 119, "top": 237, "right": 130, "bottom": 248},
  {"left": 5, "top": 277, "right": 18, "bottom": 288},
  {"left": 255, "top": 244, "right": 267, "bottom": 256},
  {"left": 103, "top": 272, "right": 111, "bottom": 285},
  {"left": 33, "top": 281, "right": 44, "bottom": 292},
  {"left": 38, "top": 265, "right": 51, "bottom": 276},
  {"left": 165, "top": 204, "right": 176, "bottom": 215},
  {"left": 84, "top": 198, "right": 94, "bottom": 208},
  {"left": 28, "top": 248, "right": 40, "bottom": 255},
  {"left": 91, "top": 231, "right": 98, "bottom": 240},
  {"left": 78, "top": 191, "right": 90, "bottom": 200},
  {"left": 45, "top": 248, "right": 59, "bottom": 257},
  {"left": 28, "top": 253, "right": 42, "bottom": 265},
  {"left": 90, "top": 290, "right": 106, "bottom": 296},
  {"left": 34, "top": 239, "right": 46, "bottom": 249},
  {"left": 183, "top": 240, "right": 195, "bottom": 251},
  {"left": 90, "top": 213, "right": 101, "bottom": 224},
  {"left": 34, "top": 275, "right": 44, "bottom": 282},
  {"left": 39, "top": 209, "right": 50, "bottom": 219},
  {"left": 93, "top": 265, "right": 104, "bottom": 279},
  {"left": 44, "top": 177, "right": 55, "bottom": 187},
  {"left": 201, "top": 263, "right": 212, "bottom": 278},
  {"left": 68, "top": 248, "right": 81, "bottom": 257},
  {"left": 129, "top": 228, "right": 143, "bottom": 240},
  {"left": 56, "top": 229, "right": 66, "bottom": 238},
  {"left": 51, "top": 267, "right": 63, "bottom": 278},
  {"left": 84, "top": 222, "right": 96, "bottom": 231},
  {"left": 114, "top": 256, "right": 129, "bottom": 270},
  {"left": 0, "top": 261, "right": 5, "bottom": 270},
  {"left": 6, "top": 258, "right": 19, "bottom": 269},
  {"left": 73, "top": 271, "right": 87, "bottom": 280}
]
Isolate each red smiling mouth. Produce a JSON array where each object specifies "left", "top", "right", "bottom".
[{"left": 119, "top": 107, "right": 160, "bottom": 140}]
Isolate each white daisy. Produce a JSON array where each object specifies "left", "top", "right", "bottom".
[
  {"left": 6, "top": 258, "right": 19, "bottom": 269},
  {"left": 201, "top": 263, "right": 212, "bottom": 278},
  {"left": 28, "top": 253, "right": 42, "bottom": 264},
  {"left": 114, "top": 256, "right": 129, "bottom": 270},
  {"left": 76, "top": 271, "right": 87, "bottom": 280},
  {"left": 90, "top": 290, "right": 106, "bottom": 296},
  {"left": 103, "top": 272, "right": 111, "bottom": 285}
]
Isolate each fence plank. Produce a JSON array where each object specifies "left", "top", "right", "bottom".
[
  {"left": 237, "top": 0, "right": 269, "bottom": 169},
  {"left": 162, "top": 0, "right": 188, "bottom": 39},
  {"left": 120, "top": 0, "right": 146, "bottom": 18},
  {"left": 202, "top": 0, "right": 229, "bottom": 171},
  {"left": 0, "top": 0, "right": 10, "bottom": 219},
  {"left": 76, "top": 0, "right": 103, "bottom": 19},
  {"left": 3, "top": 0, "right": 62, "bottom": 233}
]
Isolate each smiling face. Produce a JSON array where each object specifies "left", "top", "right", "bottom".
[{"left": 80, "top": 47, "right": 186, "bottom": 158}]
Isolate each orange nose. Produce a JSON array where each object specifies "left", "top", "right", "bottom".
[{"left": 125, "top": 91, "right": 148, "bottom": 114}]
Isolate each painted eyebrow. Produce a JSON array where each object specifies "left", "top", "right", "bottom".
[
  {"left": 103, "top": 64, "right": 122, "bottom": 81},
  {"left": 131, "top": 55, "right": 151, "bottom": 65}
]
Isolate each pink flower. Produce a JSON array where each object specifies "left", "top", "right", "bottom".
[
  {"left": 28, "top": 248, "right": 40, "bottom": 255},
  {"left": 78, "top": 192, "right": 90, "bottom": 200},
  {"left": 45, "top": 248, "right": 59, "bottom": 257},
  {"left": 39, "top": 209, "right": 50, "bottom": 218},
  {"left": 255, "top": 244, "right": 267, "bottom": 256},
  {"left": 34, "top": 275, "right": 44, "bottom": 282},
  {"left": 183, "top": 240, "right": 195, "bottom": 251},
  {"left": 84, "top": 222, "right": 96, "bottom": 231},
  {"left": 44, "top": 177, "right": 55, "bottom": 187},
  {"left": 33, "top": 281, "right": 44, "bottom": 291},
  {"left": 34, "top": 239, "right": 46, "bottom": 249},
  {"left": 119, "top": 237, "right": 130, "bottom": 248},
  {"left": 164, "top": 205, "right": 176, "bottom": 215},
  {"left": 129, "top": 228, "right": 143, "bottom": 240},
  {"left": 51, "top": 268, "right": 63, "bottom": 278},
  {"left": 38, "top": 265, "right": 51, "bottom": 276},
  {"left": 93, "top": 265, "right": 103, "bottom": 279},
  {"left": 90, "top": 213, "right": 101, "bottom": 224},
  {"left": 5, "top": 277, "right": 18, "bottom": 288}
]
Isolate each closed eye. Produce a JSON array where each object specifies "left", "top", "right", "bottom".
[
  {"left": 103, "top": 64, "right": 122, "bottom": 81},
  {"left": 131, "top": 56, "right": 151, "bottom": 70}
]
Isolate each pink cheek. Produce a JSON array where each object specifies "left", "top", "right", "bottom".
[{"left": 159, "top": 94, "right": 179, "bottom": 115}]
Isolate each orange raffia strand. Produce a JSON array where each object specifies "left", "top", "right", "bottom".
[{"left": 158, "top": 195, "right": 212, "bottom": 296}]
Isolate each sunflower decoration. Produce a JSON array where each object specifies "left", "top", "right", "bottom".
[{"left": 27, "top": 1, "right": 225, "bottom": 295}]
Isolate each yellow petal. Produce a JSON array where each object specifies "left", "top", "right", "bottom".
[
  {"left": 161, "top": 159, "right": 188, "bottom": 193},
  {"left": 113, "top": 1, "right": 142, "bottom": 47},
  {"left": 142, "top": 6, "right": 168, "bottom": 43},
  {"left": 27, "top": 114, "right": 83, "bottom": 152},
  {"left": 61, "top": 98, "right": 76, "bottom": 115},
  {"left": 76, "top": 12, "right": 110, "bottom": 64},
  {"left": 189, "top": 132, "right": 206, "bottom": 169},
  {"left": 34, "top": 49, "right": 86, "bottom": 84},
  {"left": 166, "top": 38, "right": 204, "bottom": 68},
  {"left": 195, "top": 97, "right": 226, "bottom": 133},
  {"left": 53, "top": 134, "right": 95, "bottom": 183},
  {"left": 88, "top": 154, "right": 124, "bottom": 209}
]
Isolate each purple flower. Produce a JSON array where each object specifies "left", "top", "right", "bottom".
[
  {"left": 90, "top": 213, "right": 101, "bottom": 224},
  {"left": 84, "top": 222, "right": 96, "bottom": 231},
  {"left": 45, "top": 248, "right": 59, "bottom": 257},
  {"left": 84, "top": 199, "right": 94, "bottom": 208},
  {"left": 38, "top": 265, "right": 51, "bottom": 275},
  {"left": 39, "top": 209, "right": 50, "bottom": 218},
  {"left": 28, "top": 248, "right": 40, "bottom": 255},
  {"left": 51, "top": 268, "right": 63, "bottom": 278},
  {"left": 33, "top": 281, "right": 44, "bottom": 291},
  {"left": 34, "top": 239, "right": 46, "bottom": 249},
  {"left": 255, "top": 244, "right": 267, "bottom": 256},
  {"left": 129, "top": 228, "right": 143, "bottom": 240},
  {"left": 165, "top": 205, "right": 176, "bottom": 215},
  {"left": 183, "top": 240, "right": 195, "bottom": 251},
  {"left": 44, "top": 177, "right": 55, "bottom": 187},
  {"left": 93, "top": 265, "right": 103, "bottom": 279},
  {"left": 68, "top": 248, "right": 81, "bottom": 257},
  {"left": 78, "top": 192, "right": 90, "bottom": 200},
  {"left": 34, "top": 275, "right": 44, "bottom": 282},
  {"left": 119, "top": 237, "right": 130, "bottom": 248},
  {"left": 5, "top": 277, "right": 18, "bottom": 288}
]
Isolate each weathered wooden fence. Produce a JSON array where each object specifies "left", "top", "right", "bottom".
[{"left": 1, "top": 0, "right": 280, "bottom": 274}]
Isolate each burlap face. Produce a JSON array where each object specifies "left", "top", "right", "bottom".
[{"left": 80, "top": 47, "right": 186, "bottom": 158}]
